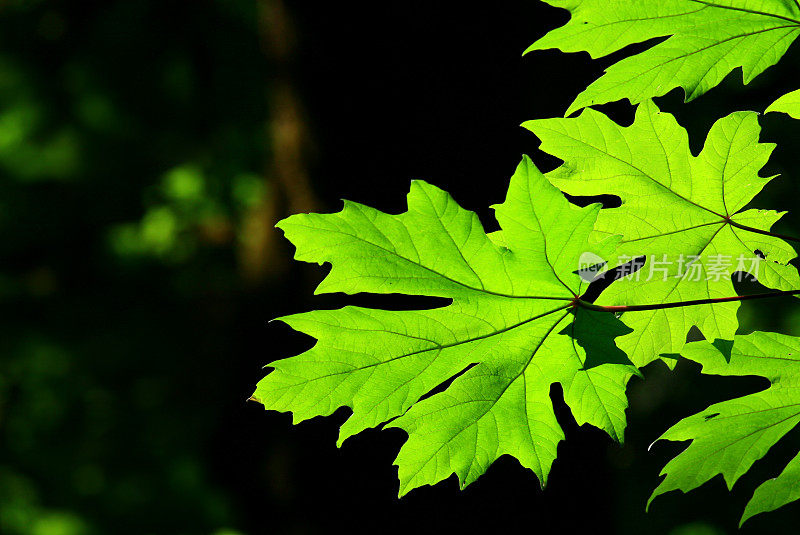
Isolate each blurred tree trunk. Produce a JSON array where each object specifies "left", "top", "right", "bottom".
[{"left": 239, "top": 0, "right": 319, "bottom": 283}]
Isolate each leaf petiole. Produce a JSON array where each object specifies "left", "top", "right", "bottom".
[
  {"left": 575, "top": 289, "right": 800, "bottom": 313},
  {"left": 725, "top": 218, "right": 800, "bottom": 244}
]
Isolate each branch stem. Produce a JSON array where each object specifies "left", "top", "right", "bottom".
[
  {"left": 576, "top": 289, "right": 800, "bottom": 313},
  {"left": 726, "top": 219, "right": 800, "bottom": 244}
]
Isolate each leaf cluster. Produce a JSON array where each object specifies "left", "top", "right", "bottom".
[{"left": 256, "top": 0, "right": 800, "bottom": 526}]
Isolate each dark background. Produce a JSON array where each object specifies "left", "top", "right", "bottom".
[{"left": 2, "top": 1, "right": 800, "bottom": 534}]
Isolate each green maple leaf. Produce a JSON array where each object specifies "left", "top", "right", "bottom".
[
  {"left": 650, "top": 332, "right": 800, "bottom": 526},
  {"left": 528, "top": 0, "right": 800, "bottom": 115},
  {"left": 523, "top": 100, "right": 800, "bottom": 367},
  {"left": 767, "top": 88, "right": 800, "bottom": 118},
  {"left": 253, "top": 157, "right": 638, "bottom": 495}
]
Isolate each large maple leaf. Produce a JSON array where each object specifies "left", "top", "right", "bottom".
[
  {"left": 253, "top": 157, "right": 638, "bottom": 495},
  {"left": 650, "top": 332, "right": 800, "bottom": 526},
  {"left": 524, "top": 100, "right": 800, "bottom": 367},
  {"left": 528, "top": 0, "right": 800, "bottom": 115}
]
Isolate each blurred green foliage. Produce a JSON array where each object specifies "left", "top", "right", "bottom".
[{"left": 0, "top": 1, "right": 276, "bottom": 533}]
